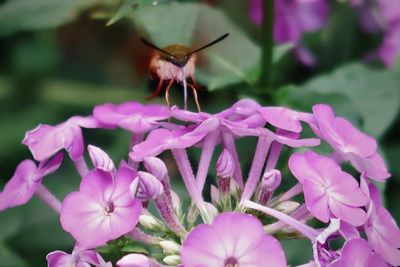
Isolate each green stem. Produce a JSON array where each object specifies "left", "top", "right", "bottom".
[{"left": 259, "top": 0, "right": 274, "bottom": 92}]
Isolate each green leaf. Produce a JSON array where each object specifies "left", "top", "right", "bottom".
[
  {"left": 121, "top": 243, "right": 149, "bottom": 254},
  {"left": 276, "top": 64, "right": 400, "bottom": 138},
  {"left": 273, "top": 43, "right": 294, "bottom": 64},
  {"left": 130, "top": 2, "right": 261, "bottom": 90},
  {"left": 0, "top": 0, "right": 99, "bottom": 35},
  {"left": 107, "top": 0, "right": 170, "bottom": 26}
]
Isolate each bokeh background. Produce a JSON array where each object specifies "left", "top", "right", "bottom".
[{"left": 0, "top": 0, "right": 399, "bottom": 266}]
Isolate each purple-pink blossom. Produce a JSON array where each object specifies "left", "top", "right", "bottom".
[
  {"left": 46, "top": 246, "right": 112, "bottom": 267},
  {"left": 60, "top": 164, "right": 142, "bottom": 248},
  {"left": 0, "top": 153, "right": 63, "bottom": 211},
  {"left": 330, "top": 238, "right": 387, "bottom": 267},
  {"left": 181, "top": 212, "right": 287, "bottom": 267},
  {"left": 22, "top": 116, "right": 102, "bottom": 162},
  {"left": 93, "top": 101, "right": 169, "bottom": 133},
  {"left": 289, "top": 151, "right": 369, "bottom": 226},
  {"left": 312, "top": 104, "right": 390, "bottom": 180},
  {"left": 249, "top": 0, "right": 328, "bottom": 43},
  {"left": 364, "top": 183, "right": 400, "bottom": 266}
]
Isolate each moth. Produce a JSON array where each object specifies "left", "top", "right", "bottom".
[{"left": 141, "top": 33, "right": 229, "bottom": 111}]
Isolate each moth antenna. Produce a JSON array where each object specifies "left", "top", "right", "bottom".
[
  {"left": 141, "top": 37, "right": 175, "bottom": 57},
  {"left": 187, "top": 33, "right": 229, "bottom": 56}
]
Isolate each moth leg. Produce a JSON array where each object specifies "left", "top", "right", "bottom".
[
  {"left": 189, "top": 83, "right": 201, "bottom": 112},
  {"left": 165, "top": 80, "right": 174, "bottom": 110},
  {"left": 146, "top": 78, "right": 164, "bottom": 100}
]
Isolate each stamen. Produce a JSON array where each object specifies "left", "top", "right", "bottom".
[
  {"left": 224, "top": 256, "right": 239, "bottom": 267},
  {"left": 103, "top": 201, "right": 115, "bottom": 216}
]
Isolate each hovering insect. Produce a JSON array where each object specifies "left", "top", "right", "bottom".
[{"left": 141, "top": 33, "right": 229, "bottom": 112}]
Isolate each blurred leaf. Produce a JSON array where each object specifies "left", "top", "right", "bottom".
[
  {"left": 0, "top": 243, "right": 29, "bottom": 267},
  {"left": 0, "top": 0, "right": 100, "bottom": 35},
  {"left": 276, "top": 64, "right": 400, "bottom": 138},
  {"left": 130, "top": 2, "right": 261, "bottom": 90},
  {"left": 273, "top": 43, "right": 294, "bottom": 64},
  {"left": 107, "top": 0, "right": 169, "bottom": 26},
  {"left": 121, "top": 243, "right": 149, "bottom": 254}
]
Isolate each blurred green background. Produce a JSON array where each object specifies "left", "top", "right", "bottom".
[{"left": 0, "top": 0, "right": 399, "bottom": 266}]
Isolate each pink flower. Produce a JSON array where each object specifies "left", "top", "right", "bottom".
[
  {"left": 256, "top": 106, "right": 314, "bottom": 133},
  {"left": 129, "top": 118, "right": 219, "bottom": 162},
  {"left": 181, "top": 212, "right": 287, "bottom": 267},
  {"left": 289, "top": 151, "right": 369, "bottom": 226},
  {"left": 312, "top": 104, "right": 390, "bottom": 180},
  {"left": 0, "top": 153, "right": 63, "bottom": 211},
  {"left": 330, "top": 238, "right": 387, "bottom": 267},
  {"left": 23, "top": 116, "right": 102, "bottom": 162},
  {"left": 93, "top": 101, "right": 169, "bottom": 133},
  {"left": 249, "top": 0, "right": 328, "bottom": 43},
  {"left": 116, "top": 254, "right": 152, "bottom": 267},
  {"left": 46, "top": 246, "right": 112, "bottom": 267},
  {"left": 364, "top": 183, "right": 400, "bottom": 266},
  {"left": 60, "top": 164, "right": 142, "bottom": 248}
]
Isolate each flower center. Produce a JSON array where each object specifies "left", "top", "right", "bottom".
[
  {"left": 103, "top": 201, "right": 115, "bottom": 216},
  {"left": 224, "top": 257, "right": 239, "bottom": 267}
]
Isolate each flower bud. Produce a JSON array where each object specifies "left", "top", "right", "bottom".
[
  {"left": 187, "top": 202, "right": 199, "bottom": 226},
  {"left": 170, "top": 190, "right": 183, "bottom": 218},
  {"left": 139, "top": 214, "right": 165, "bottom": 231},
  {"left": 134, "top": 171, "right": 164, "bottom": 200},
  {"left": 216, "top": 149, "right": 235, "bottom": 179},
  {"left": 159, "top": 240, "right": 181, "bottom": 255},
  {"left": 262, "top": 169, "right": 281, "bottom": 190},
  {"left": 205, "top": 202, "right": 218, "bottom": 219},
  {"left": 88, "top": 145, "right": 115, "bottom": 172},
  {"left": 275, "top": 201, "right": 300, "bottom": 214},
  {"left": 210, "top": 185, "right": 220, "bottom": 205},
  {"left": 163, "top": 255, "right": 180, "bottom": 266},
  {"left": 116, "top": 253, "right": 150, "bottom": 267},
  {"left": 143, "top": 156, "right": 168, "bottom": 181}
]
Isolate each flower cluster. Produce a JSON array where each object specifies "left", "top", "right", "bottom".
[
  {"left": 0, "top": 99, "right": 399, "bottom": 266},
  {"left": 249, "top": 0, "right": 400, "bottom": 67}
]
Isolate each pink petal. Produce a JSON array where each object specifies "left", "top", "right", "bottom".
[
  {"left": 334, "top": 117, "right": 376, "bottom": 157},
  {"left": 329, "top": 199, "right": 367, "bottom": 226},
  {"left": 181, "top": 224, "right": 226, "bottom": 266},
  {"left": 257, "top": 107, "right": 303, "bottom": 133},
  {"left": 211, "top": 212, "right": 266, "bottom": 258},
  {"left": 79, "top": 169, "right": 114, "bottom": 204},
  {"left": 329, "top": 172, "right": 369, "bottom": 206},
  {"left": 303, "top": 180, "right": 330, "bottom": 222},
  {"left": 238, "top": 235, "right": 287, "bottom": 267}
]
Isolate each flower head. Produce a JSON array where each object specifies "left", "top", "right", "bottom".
[
  {"left": 289, "top": 151, "right": 369, "bottom": 226},
  {"left": 46, "top": 246, "right": 112, "bottom": 267},
  {"left": 181, "top": 212, "right": 287, "bottom": 267},
  {"left": 93, "top": 101, "right": 169, "bottom": 133},
  {"left": 0, "top": 153, "right": 63, "bottom": 211},
  {"left": 60, "top": 163, "right": 142, "bottom": 248},
  {"left": 330, "top": 238, "right": 387, "bottom": 267},
  {"left": 364, "top": 183, "right": 400, "bottom": 266},
  {"left": 22, "top": 116, "right": 102, "bottom": 162},
  {"left": 312, "top": 104, "right": 390, "bottom": 180}
]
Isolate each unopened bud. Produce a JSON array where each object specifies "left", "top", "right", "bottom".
[
  {"left": 170, "top": 190, "right": 183, "bottom": 218},
  {"left": 143, "top": 156, "right": 168, "bottom": 181},
  {"left": 139, "top": 214, "right": 165, "bottom": 231},
  {"left": 210, "top": 185, "right": 220, "bottom": 205},
  {"left": 134, "top": 171, "right": 164, "bottom": 200},
  {"left": 88, "top": 145, "right": 115, "bottom": 172},
  {"left": 159, "top": 240, "right": 181, "bottom": 255},
  {"left": 275, "top": 201, "right": 300, "bottom": 214},
  {"left": 205, "top": 202, "right": 218, "bottom": 219},
  {"left": 187, "top": 202, "right": 199, "bottom": 225},
  {"left": 262, "top": 169, "right": 281, "bottom": 190},
  {"left": 216, "top": 149, "right": 235, "bottom": 179},
  {"left": 163, "top": 255, "right": 180, "bottom": 266}
]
